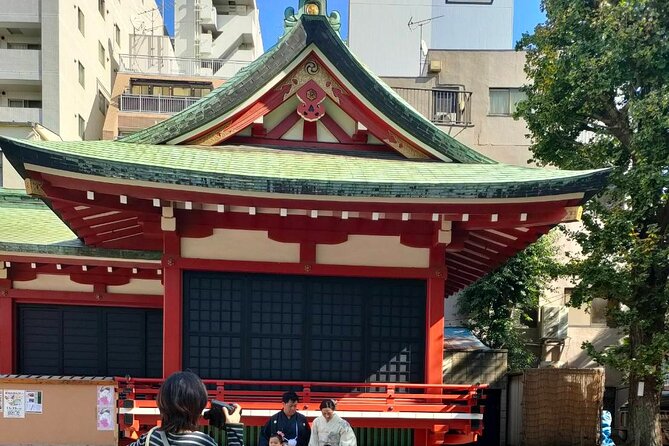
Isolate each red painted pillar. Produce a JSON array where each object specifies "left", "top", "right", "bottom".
[
  {"left": 0, "top": 290, "right": 14, "bottom": 374},
  {"left": 425, "top": 276, "right": 445, "bottom": 385},
  {"left": 425, "top": 244, "right": 446, "bottom": 385},
  {"left": 163, "top": 232, "right": 182, "bottom": 377}
]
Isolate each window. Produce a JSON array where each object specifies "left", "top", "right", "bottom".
[
  {"left": 98, "top": 90, "right": 109, "bottom": 115},
  {"left": 489, "top": 88, "right": 526, "bottom": 116},
  {"left": 8, "top": 99, "right": 42, "bottom": 108},
  {"left": 77, "top": 7, "right": 85, "bottom": 36},
  {"left": 78, "top": 115, "right": 86, "bottom": 139},
  {"left": 172, "top": 86, "right": 191, "bottom": 97},
  {"left": 98, "top": 42, "right": 106, "bottom": 67},
  {"left": 78, "top": 62, "right": 85, "bottom": 88},
  {"left": 590, "top": 298, "right": 608, "bottom": 325},
  {"left": 7, "top": 43, "right": 41, "bottom": 50},
  {"left": 98, "top": 0, "right": 106, "bottom": 18},
  {"left": 114, "top": 24, "right": 121, "bottom": 46}
]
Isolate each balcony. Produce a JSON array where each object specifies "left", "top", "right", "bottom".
[
  {"left": 119, "top": 94, "right": 201, "bottom": 114},
  {"left": 118, "top": 54, "right": 249, "bottom": 78},
  {"left": 0, "top": 106, "right": 41, "bottom": 123},
  {"left": 0, "top": 0, "right": 41, "bottom": 23},
  {"left": 0, "top": 49, "right": 41, "bottom": 82},
  {"left": 391, "top": 87, "right": 472, "bottom": 127}
]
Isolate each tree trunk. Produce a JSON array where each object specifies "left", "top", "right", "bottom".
[{"left": 627, "top": 328, "right": 663, "bottom": 446}]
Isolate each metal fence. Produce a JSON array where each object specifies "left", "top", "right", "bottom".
[
  {"left": 118, "top": 54, "right": 249, "bottom": 78},
  {"left": 119, "top": 94, "right": 201, "bottom": 114},
  {"left": 391, "top": 87, "right": 473, "bottom": 126}
]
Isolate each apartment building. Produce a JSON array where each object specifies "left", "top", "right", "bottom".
[
  {"left": 174, "top": 0, "right": 262, "bottom": 78},
  {"left": 0, "top": 0, "right": 168, "bottom": 187},
  {"left": 349, "top": 0, "right": 514, "bottom": 76}
]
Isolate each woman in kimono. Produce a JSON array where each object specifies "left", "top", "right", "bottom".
[{"left": 309, "top": 399, "right": 357, "bottom": 446}]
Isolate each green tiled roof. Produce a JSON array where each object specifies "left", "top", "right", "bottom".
[
  {"left": 0, "top": 189, "right": 76, "bottom": 244},
  {"left": 0, "top": 138, "right": 610, "bottom": 201},
  {"left": 119, "top": 16, "right": 494, "bottom": 164},
  {"left": 0, "top": 189, "right": 161, "bottom": 260}
]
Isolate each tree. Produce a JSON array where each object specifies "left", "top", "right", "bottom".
[
  {"left": 458, "top": 235, "right": 558, "bottom": 372},
  {"left": 516, "top": 1, "right": 669, "bottom": 444}
]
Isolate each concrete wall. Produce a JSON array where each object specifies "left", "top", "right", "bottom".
[
  {"left": 0, "top": 377, "right": 117, "bottom": 446},
  {"left": 349, "top": 0, "right": 513, "bottom": 77},
  {"left": 383, "top": 50, "right": 532, "bottom": 167}
]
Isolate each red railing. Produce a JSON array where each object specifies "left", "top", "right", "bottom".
[{"left": 116, "top": 377, "right": 486, "bottom": 444}]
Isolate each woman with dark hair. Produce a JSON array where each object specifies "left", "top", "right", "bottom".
[
  {"left": 128, "top": 371, "right": 245, "bottom": 446},
  {"left": 308, "top": 399, "right": 357, "bottom": 446}
]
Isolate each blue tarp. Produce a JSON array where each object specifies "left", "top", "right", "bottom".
[{"left": 444, "top": 327, "right": 490, "bottom": 351}]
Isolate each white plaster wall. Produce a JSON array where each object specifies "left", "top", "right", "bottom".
[
  {"left": 108, "top": 279, "right": 164, "bottom": 296},
  {"left": 316, "top": 235, "right": 430, "bottom": 268},
  {"left": 13, "top": 274, "right": 94, "bottom": 292},
  {"left": 181, "top": 229, "right": 300, "bottom": 263}
]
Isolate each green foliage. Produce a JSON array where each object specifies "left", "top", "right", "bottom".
[
  {"left": 458, "top": 235, "right": 558, "bottom": 371},
  {"left": 516, "top": 0, "right": 669, "bottom": 442}
]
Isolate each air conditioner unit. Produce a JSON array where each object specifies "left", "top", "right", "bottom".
[
  {"left": 434, "top": 112, "right": 457, "bottom": 124},
  {"left": 540, "top": 306, "right": 568, "bottom": 340},
  {"left": 428, "top": 60, "right": 442, "bottom": 73}
]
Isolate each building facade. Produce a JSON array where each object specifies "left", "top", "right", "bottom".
[
  {"left": 174, "top": 0, "right": 263, "bottom": 78},
  {"left": 349, "top": 0, "right": 514, "bottom": 77},
  {"left": 0, "top": 0, "right": 169, "bottom": 188}
]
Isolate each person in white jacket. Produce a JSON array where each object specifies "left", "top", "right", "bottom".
[{"left": 308, "top": 399, "right": 357, "bottom": 446}]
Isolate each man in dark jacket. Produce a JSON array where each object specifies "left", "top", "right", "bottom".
[{"left": 259, "top": 391, "right": 310, "bottom": 446}]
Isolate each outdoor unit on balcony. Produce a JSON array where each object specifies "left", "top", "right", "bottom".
[{"left": 540, "top": 306, "right": 568, "bottom": 340}]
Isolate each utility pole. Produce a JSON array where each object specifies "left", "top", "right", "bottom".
[{"left": 408, "top": 15, "right": 444, "bottom": 74}]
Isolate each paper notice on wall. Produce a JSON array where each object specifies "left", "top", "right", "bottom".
[
  {"left": 97, "top": 386, "right": 114, "bottom": 407},
  {"left": 0, "top": 390, "right": 3, "bottom": 411},
  {"left": 96, "top": 385, "right": 115, "bottom": 431},
  {"left": 3, "top": 390, "right": 25, "bottom": 418},
  {"left": 25, "top": 390, "right": 43, "bottom": 413},
  {"left": 97, "top": 407, "right": 114, "bottom": 431}
]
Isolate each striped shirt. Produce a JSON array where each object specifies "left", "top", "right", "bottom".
[{"left": 129, "top": 423, "right": 244, "bottom": 446}]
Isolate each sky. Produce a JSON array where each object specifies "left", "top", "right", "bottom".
[{"left": 155, "top": 0, "right": 546, "bottom": 52}]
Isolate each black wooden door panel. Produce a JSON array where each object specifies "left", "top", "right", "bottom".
[
  {"left": 18, "top": 305, "right": 162, "bottom": 377},
  {"left": 183, "top": 272, "right": 425, "bottom": 383}
]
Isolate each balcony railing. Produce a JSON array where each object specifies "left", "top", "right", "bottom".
[
  {"left": 119, "top": 94, "right": 201, "bottom": 114},
  {"left": 118, "top": 54, "right": 249, "bottom": 78},
  {"left": 391, "top": 87, "right": 473, "bottom": 126},
  {"left": 116, "top": 377, "right": 486, "bottom": 441},
  {"left": 0, "top": 106, "right": 42, "bottom": 123},
  {"left": 0, "top": 49, "right": 41, "bottom": 81}
]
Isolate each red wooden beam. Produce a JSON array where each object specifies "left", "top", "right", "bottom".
[
  {"left": 0, "top": 254, "right": 161, "bottom": 270},
  {"left": 265, "top": 112, "right": 301, "bottom": 139},
  {"left": 228, "top": 135, "right": 394, "bottom": 153},
  {"left": 320, "top": 114, "right": 355, "bottom": 144},
  {"left": 7, "top": 289, "right": 162, "bottom": 308},
  {"left": 176, "top": 257, "right": 434, "bottom": 279},
  {"left": 183, "top": 83, "right": 293, "bottom": 145}
]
